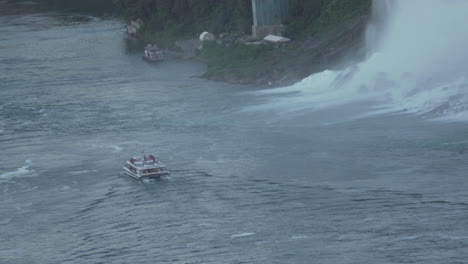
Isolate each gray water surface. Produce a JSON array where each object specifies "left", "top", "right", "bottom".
[{"left": 1, "top": 13, "right": 468, "bottom": 264}]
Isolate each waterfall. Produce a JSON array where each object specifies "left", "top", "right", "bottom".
[
  {"left": 253, "top": 0, "right": 468, "bottom": 121},
  {"left": 365, "top": 0, "right": 393, "bottom": 55}
]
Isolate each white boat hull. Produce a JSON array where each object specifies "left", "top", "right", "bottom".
[{"left": 123, "top": 166, "right": 170, "bottom": 180}]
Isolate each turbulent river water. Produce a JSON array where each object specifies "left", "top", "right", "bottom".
[{"left": 1, "top": 9, "right": 468, "bottom": 264}]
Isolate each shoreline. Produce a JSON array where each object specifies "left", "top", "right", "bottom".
[{"left": 130, "top": 14, "right": 369, "bottom": 88}]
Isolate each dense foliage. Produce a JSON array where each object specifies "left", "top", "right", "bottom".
[
  {"left": 286, "top": 0, "right": 371, "bottom": 38},
  {"left": 114, "top": 0, "right": 252, "bottom": 37},
  {"left": 114, "top": 0, "right": 371, "bottom": 40},
  {"left": 34, "top": 0, "right": 116, "bottom": 14},
  {"left": 197, "top": 41, "right": 274, "bottom": 79}
]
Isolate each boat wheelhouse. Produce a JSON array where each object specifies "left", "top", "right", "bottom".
[{"left": 123, "top": 155, "right": 170, "bottom": 180}]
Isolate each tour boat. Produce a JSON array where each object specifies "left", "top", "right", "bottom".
[
  {"left": 123, "top": 155, "right": 170, "bottom": 180},
  {"left": 143, "top": 44, "right": 164, "bottom": 62}
]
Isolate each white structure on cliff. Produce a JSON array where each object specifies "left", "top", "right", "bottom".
[{"left": 251, "top": 0, "right": 289, "bottom": 39}]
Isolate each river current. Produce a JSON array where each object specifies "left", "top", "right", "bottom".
[{"left": 1, "top": 12, "right": 468, "bottom": 264}]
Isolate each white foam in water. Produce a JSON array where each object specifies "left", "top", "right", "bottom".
[
  {"left": 398, "top": 235, "right": 420, "bottom": 241},
  {"left": 111, "top": 145, "right": 123, "bottom": 152},
  {"left": 248, "top": 0, "right": 468, "bottom": 121},
  {"left": 198, "top": 223, "right": 215, "bottom": 227},
  {"left": 90, "top": 143, "right": 123, "bottom": 153},
  {"left": 20, "top": 186, "right": 39, "bottom": 193},
  {"left": 0, "top": 218, "right": 12, "bottom": 225},
  {"left": 0, "top": 160, "right": 36, "bottom": 181},
  {"left": 230, "top": 232, "right": 255, "bottom": 238},
  {"left": 60, "top": 185, "right": 72, "bottom": 191},
  {"left": 68, "top": 170, "right": 98, "bottom": 175},
  {"left": 291, "top": 235, "right": 308, "bottom": 240},
  {"left": 13, "top": 202, "right": 33, "bottom": 213}
]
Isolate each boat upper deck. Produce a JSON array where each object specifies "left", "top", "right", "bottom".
[{"left": 127, "top": 155, "right": 166, "bottom": 170}]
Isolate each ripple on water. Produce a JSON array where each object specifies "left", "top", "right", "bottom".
[
  {"left": 0, "top": 160, "right": 35, "bottom": 182},
  {"left": 230, "top": 233, "right": 255, "bottom": 238}
]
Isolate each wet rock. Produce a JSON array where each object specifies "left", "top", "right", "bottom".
[
  {"left": 199, "top": 31, "right": 215, "bottom": 42},
  {"left": 126, "top": 19, "right": 142, "bottom": 36}
]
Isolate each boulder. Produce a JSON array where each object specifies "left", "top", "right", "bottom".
[
  {"left": 199, "top": 31, "right": 215, "bottom": 41},
  {"left": 127, "top": 19, "right": 143, "bottom": 36}
]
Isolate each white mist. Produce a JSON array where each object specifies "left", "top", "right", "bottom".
[{"left": 253, "top": 0, "right": 468, "bottom": 120}]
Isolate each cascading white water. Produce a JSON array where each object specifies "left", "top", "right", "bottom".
[
  {"left": 253, "top": 0, "right": 468, "bottom": 121},
  {"left": 364, "top": 0, "right": 393, "bottom": 55}
]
